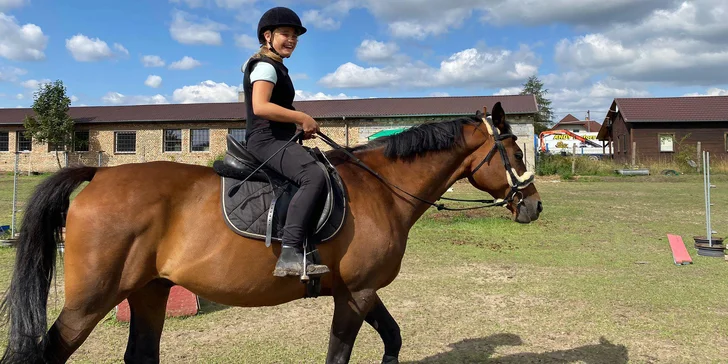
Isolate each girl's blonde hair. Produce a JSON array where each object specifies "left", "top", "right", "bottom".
[{"left": 252, "top": 29, "right": 283, "bottom": 63}]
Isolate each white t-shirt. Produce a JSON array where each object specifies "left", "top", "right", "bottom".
[{"left": 242, "top": 60, "right": 277, "bottom": 85}]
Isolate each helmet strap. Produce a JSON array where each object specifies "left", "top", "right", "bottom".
[{"left": 265, "top": 28, "right": 286, "bottom": 60}]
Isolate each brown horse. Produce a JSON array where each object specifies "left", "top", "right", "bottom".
[{"left": 0, "top": 102, "right": 541, "bottom": 364}]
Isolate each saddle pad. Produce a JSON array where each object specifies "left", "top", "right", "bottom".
[{"left": 217, "top": 162, "right": 347, "bottom": 244}]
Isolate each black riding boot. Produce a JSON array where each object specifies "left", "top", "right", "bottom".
[{"left": 273, "top": 244, "right": 330, "bottom": 277}]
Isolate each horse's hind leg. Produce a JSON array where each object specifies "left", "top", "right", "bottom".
[
  {"left": 43, "top": 283, "right": 127, "bottom": 363},
  {"left": 364, "top": 295, "right": 401, "bottom": 364},
  {"left": 124, "top": 279, "right": 172, "bottom": 364}
]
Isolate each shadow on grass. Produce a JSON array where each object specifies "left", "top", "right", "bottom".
[
  {"left": 197, "top": 297, "right": 231, "bottom": 315},
  {"left": 404, "top": 334, "right": 628, "bottom": 363}
]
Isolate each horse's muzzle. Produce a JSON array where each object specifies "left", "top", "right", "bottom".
[{"left": 514, "top": 197, "right": 541, "bottom": 223}]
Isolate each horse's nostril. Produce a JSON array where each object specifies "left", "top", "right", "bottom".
[{"left": 537, "top": 201, "right": 543, "bottom": 213}]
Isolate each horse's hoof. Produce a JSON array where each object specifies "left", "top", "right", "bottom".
[{"left": 382, "top": 354, "right": 399, "bottom": 364}]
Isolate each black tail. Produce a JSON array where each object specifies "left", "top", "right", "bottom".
[{"left": 0, "top": 166, "right": 97, "bottom": 364}]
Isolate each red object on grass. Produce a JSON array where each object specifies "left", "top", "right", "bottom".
[
  {"left": 116, "top": 285, "right": 199, "bottom": 322},
  {"left": 667, "top": 234, "right": 692, "bottom": 265}
]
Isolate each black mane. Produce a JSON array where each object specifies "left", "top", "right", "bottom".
[{"left": 348, "top": 115, "right": 510, "bottom": 160}]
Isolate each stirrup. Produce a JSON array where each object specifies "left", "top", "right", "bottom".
[{"left": 301, "top": 239, "right": 329, "bottom": 281}]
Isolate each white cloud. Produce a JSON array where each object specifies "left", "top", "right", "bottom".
[
  {"left": 554, "top": 0, "right": 728, "bottom": 85},
  {"left": 302, "top": 10, "right": 341, "bottom": 30},
  {"left": 142, "top": 55, "right": 165, "bottom": 67},
  {"left": 214, "top": 0, "right": 255, "bottom": 9},
  {"left": 172, "top": 80, "right": 238, "bottom": 103},
  {"left": 321, "top": 44, "right": 538, "bottom": 89},
  {"left": 495, "top": 87, "right": 521, "bottom": 96},
  {"left": 15, "top": 93, "right": 22, "bottom": 99},
  {"left": 356, "top": 40, "right": 400, "bottom": 63},
  {"left": 169, "top": 56, "right": 202, "bottom": 70},
  {"left": 170, "top": 0, "right": 257, "bottom": 10},
  {"left": 684, "top": 88, "right": 728, "bottom": 97},
  {"left": 169, "top": 0, "right": 205, "bottom": 8},
  {"left": 480, "top": 0, "right": 674, "bottom": 27},
  {"left": 145, "top": 75, "right": 162, "bottom": 88},
  {"left": 113, "top": 43, "right": 129, "bottom": 56},
  {"left": 555, "top": 34, "right": 636, "bottom": 70},
  {"left": 390, "top": 7, "right": 472, "bottom": 39},
  {"left": 20, "top": 78, "right": 50, "bottom": 89},
  {"left": 102, "top": 91, "right": 169, "bottom": 105},
  {"left": 294, "top": 90, "right": 356, "bottom": 101},
  {"left": 70, "top": 95, "right": 79, "bottom": 103},
  {"left": 65, "top": 34, "right": 127, "bottom": 62},
  {"left": 549, "top": 78, "right": 650, "bottom": 122},
  {"left": 0, "top": 13, "right": 47, "bottom": 61},
  {"left": 234, "top": 34, "right": 259, "bottom": 50},
  {"left": 0, "top": 0, "right": 26, "bottom": 11},
  {"left": 169, "top": 10, "right": 225, "bottom": 45},
  {"left": 291, "top": 73, "right": 309, "bottom": 81},
  {"left": 0, "top": 66, "right": 26, "bottom": 82},
  {"left": 429, "top": 92, "right": 450, "bottom": 97},
  {"left": 319, "top": 62, "right": 401, "bottom": 88}
]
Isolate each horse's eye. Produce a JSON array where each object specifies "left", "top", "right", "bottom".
[{"left": 515, "top": 152, "right": 523, "bottom": 160}]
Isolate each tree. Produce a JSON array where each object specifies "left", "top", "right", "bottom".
[
  {"left": 519, "top": 75, "right": 554, "bottom": 134},
  {"left": 23, "top": 80, "right": 74, "bottom": 169}
]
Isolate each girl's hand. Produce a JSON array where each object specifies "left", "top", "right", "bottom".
[{"left": 299, "top": 113, "right": 320, "bottom": 139}]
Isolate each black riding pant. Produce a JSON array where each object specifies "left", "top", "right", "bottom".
[{"left": 247, "top": 129, "right": 327, "bottom": 247}]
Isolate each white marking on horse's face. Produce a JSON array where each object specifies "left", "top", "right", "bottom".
[
  {"left": 511, "top": 169, "right": 534, "bottom": 189},
  {"left": 483, "top": 117, "right": 494, "bottom": 136}
]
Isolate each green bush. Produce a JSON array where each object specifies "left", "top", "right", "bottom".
[
  {"left": 207, "top": 153, "right": 225, "bottom": 167},
  {"left": 536, "top": 153, "right": 617, "bottom": 179}
]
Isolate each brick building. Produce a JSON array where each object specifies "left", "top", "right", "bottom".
[{"left": 0, "top": 94, "right": 539, "bottom": 172}]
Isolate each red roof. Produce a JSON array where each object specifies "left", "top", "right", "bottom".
[
  {"left": 552, "top": 119, "right": 602, "bottom": 132},
  {"left": 0, "top": 95, "right": 538, "bottom": 126},
  {"left": 557, "top": 114, "right": 579, "bottom": 123},
  {"left": 615, "top": 95, "right": 728, "bottom": 122}
]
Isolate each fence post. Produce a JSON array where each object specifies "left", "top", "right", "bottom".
[
  {"left": 632, "top": 141, "right": 636, "bottom": 166},
  {"left": 344, "top": 117, "right": 349, "bottom": 147},
  {"left": 11, "top": 152, "right": 19, "bottom": 237},
  {"left": 572, "top": 144, "right": 576, "bottom": 175},
  {"left": 697, "top": 141, "right": 702, "bottom": 173}
]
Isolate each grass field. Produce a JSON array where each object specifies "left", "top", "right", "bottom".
[{"left": 1, "top": 172, "right": 727, "bottom": 363}]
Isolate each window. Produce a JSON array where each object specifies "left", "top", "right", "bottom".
[
  {"left": 16, "top": 131, "right": 32, "bottom": 151},
  {"left": 190, "top": 129, "right": 209, "bottom": 152},
  {"left": 659, "top": 133, "right": 674, "bottom": 153},
  {"left": 0, "top": 132, "right": 8, "bottom": 152},
  {"left": 115, "top": 131, "right": 136, "bottom": 153},
  {"left": 73, "top": 131, "right": 90, "bottom": 152},
  {"left": 228, "top": 128, "right": 246, "bottom": 143},
  {"left": 164, "top": 129, "right": 182, "bottom": 152},
  {"left": 725, "top": 133, "right": 728, "bottom": 152}
]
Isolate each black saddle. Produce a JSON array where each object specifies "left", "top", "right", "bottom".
[{"left": 213, "top": 135, "right": 347, "bottom": 247}]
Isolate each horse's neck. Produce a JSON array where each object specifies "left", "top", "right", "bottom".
[{"left": 354, "top": 147, "right": 471, "bottom": 226}]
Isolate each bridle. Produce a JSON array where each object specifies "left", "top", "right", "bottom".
[
  {"left": 316, "top": 113, "right": 534, "bottom": 211},
  {"left": 443, "top": 113, "right": 535, "bottom": 209}
]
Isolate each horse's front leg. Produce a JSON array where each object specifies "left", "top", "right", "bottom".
[
  {"left": 365, "top": 294, "right": 401, "bottom": 364},
  {"left": 326, "top": 288, "right": 377, "bottom": 364}
]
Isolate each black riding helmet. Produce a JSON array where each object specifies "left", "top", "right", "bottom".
[{"left": 257, "top": 7, "right": 307, "bottom": 44}]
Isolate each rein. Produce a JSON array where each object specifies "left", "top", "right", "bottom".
[{"left": 316, "top": 116, "right": 533, "bottom": 211}]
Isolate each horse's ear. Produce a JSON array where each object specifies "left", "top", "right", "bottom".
[
  {"left": 492, "top": 102, "right": 506, "bottom": 129},
  {"left": 475, "top": 109, "right": 484, "bottom": 118}
]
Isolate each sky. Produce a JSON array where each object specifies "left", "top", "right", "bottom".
[{"left": 0, "top": 0, "right": 726, "bottom": 123}]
